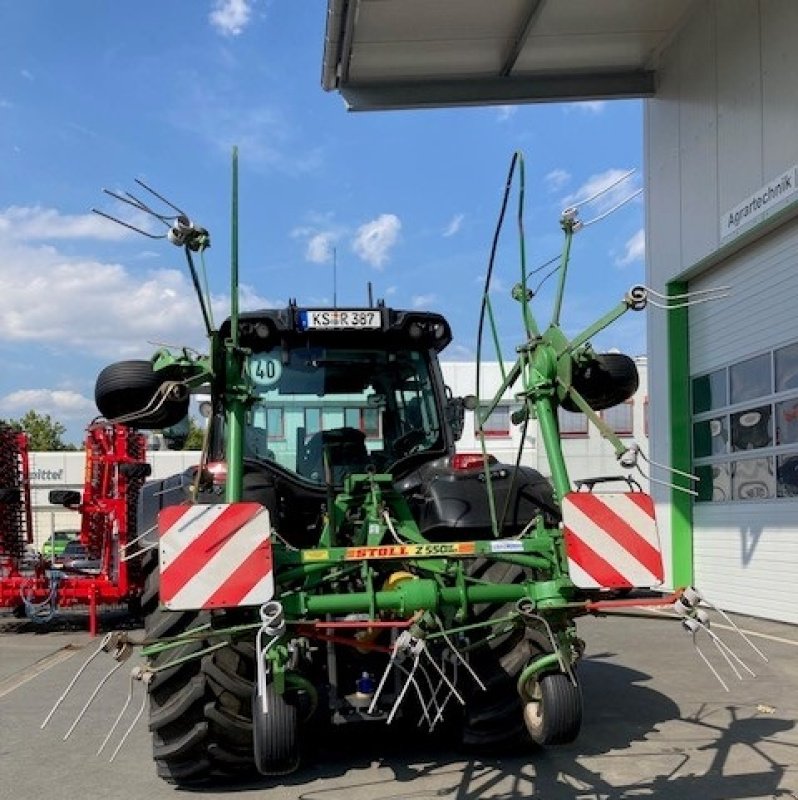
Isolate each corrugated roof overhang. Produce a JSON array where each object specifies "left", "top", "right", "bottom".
[{"left": 322, "top": 0, "right": 697, "bottom": 110}]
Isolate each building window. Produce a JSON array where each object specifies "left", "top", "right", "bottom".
[
  {"left": 601, "top": 401, "right": 634, "bottom": 436},
  {"left": 692, "top": 368, "right": 726, "bottom": 413},
  {"left": 304, "top": 408, "right": 322, "bottom": 439},
  {"left": 477, "top": 405, "right": 510, "bottom": 437},
  {"left": 557, "top": 407, "right": 588, "bottom": 436},
  {"left": 692, "top": 341, "right": 798, "bottom": 502},
  {"left": 729, "top": 353, "right": 771, "bottom": 404},
  {"left": 344, "top": 406, "right": 381, "bottom": 439},
  {"left": 266, "top": 407, "right": 284, "bottom": 440}
]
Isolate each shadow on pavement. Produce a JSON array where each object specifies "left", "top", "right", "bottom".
[{"left": 176, "top": 655, "right": 797, "bottom": 798}]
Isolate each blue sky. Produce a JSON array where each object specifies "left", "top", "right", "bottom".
[{"left": 0, "top": 1, "right": 645, "bottom": 444}]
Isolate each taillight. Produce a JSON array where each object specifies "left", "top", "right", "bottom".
[
  {"left": 451, "top": 453, "right": 491, "bottom": 471},
  {"left": 205, "top": 461, "right": 227, "bottom": 484}
]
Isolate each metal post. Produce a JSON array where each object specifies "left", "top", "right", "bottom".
[{"left": 225, "top": 147, "right": 245, "bottom": 502}]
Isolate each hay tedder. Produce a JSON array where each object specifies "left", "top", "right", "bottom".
[{"left": 42, "top": 151, "right": 765, "bottom": 784}]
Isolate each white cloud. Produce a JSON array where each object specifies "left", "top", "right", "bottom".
[
  {"left": 21, "top": 69, "right": 33, "bottom": 81},
  {"left": 443, "top": 214, "right": 464, "bottom": 237},
  {"left": 496, "top": 105, "right": 518, "bottom": 122},
  {"left": 352, "top": 214, "right": 401, "bottom": 269},
  {"left": 306, "top": 233, "right": 336, "bottom": 264},
  {"left": 616, "top": 228, "right": 645, "bottom": 267},
  {"left": 564, "top": 101, "right": 607, "bottom": 114},
  {"left": 562, "top": 168, "right": 641, "bottom": 217},
  {"left": 545, "top": 169, "right": 570, "bottom": 193},
  {"left": 0, "top": 227, "right": 278, "bottom": 358},
  {"left": 412, "top": 293, "right": 436, "bottom": 309},
  {"left": 291, "top": 222, "right": 343, "bottom": 265},
  {"left": 209, "top": 0, "right": 253, "bottom": 36},
  {"left": 0, "top": 99, "right": 12, "bottom": 109},
  {"left": 0, "top": 206, "right": 142, "bottom": 241},
  {"left": 0, "top": 389, "right": 95, "bottom": 420}
]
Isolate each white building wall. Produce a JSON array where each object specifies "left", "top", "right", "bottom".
[
  {"left": 30, "top": 450, "right": 201, "bottom": 549},
  {"left": 646, "top": 0, "right": 798, "bottom": 619},
  {"left": 441, "top": 359, "right": 649, "bottom": 488}
]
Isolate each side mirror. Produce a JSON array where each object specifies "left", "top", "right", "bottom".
[
  {"left": 49, "top": 489, "right": 81, "bottom": 507},
  {"left": 446, "top": 395, "right": 477, "bottom": 442},
  {"left": 162, "top": 416, "right": 190, "bottom": 450}
]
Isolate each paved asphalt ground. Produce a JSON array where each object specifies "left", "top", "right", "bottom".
[{"left": 1, "top": 608, "right": 797, "bottom": 800}]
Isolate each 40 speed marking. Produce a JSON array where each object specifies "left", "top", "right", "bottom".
[{"left": 344, "top": 542, "right": 476, "bottom": 560}]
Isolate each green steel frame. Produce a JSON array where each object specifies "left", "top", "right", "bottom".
[{"left": 142, "top": 150, "right": 652, "bottom": 695}]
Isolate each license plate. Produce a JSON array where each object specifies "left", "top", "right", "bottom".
[{"left": 300, "top": 309, "right": 381, "bottom": 330}]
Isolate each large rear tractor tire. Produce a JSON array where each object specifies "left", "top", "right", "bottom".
[
  {"left": 141, "top": 551, "right": 258, "bottom": 784},
  {"left": 459, "top": 559, "right": 541, "bottom": 748},
  {"left": 522, "top": 671, "right": 582, "bottom": 746}
]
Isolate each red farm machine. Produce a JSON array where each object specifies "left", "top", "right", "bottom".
[{"left": 0, "top": 422, "right": 151, "bottom": 633}]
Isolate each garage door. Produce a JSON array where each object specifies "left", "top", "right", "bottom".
[{"left": 687, "top": 218, "right": 798, "bottom": 623}]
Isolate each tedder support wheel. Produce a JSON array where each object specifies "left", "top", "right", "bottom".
[
  {"left": 252, "top": 685, "right": 300, "bottom": 776},
  {"left": 560, "top": 353, "right": 639, "bottom": 412},
  {"left": 522, "top": 672, "right": 582, "bottom": 746},
  {"left": 95, "top": 360, "right": 189, "bottom": 430}
]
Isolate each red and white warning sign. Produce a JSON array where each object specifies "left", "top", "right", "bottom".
[
  {"left": 158, "top": 503, "right": 273, "bottom": 611},
  {"left": 562, "top": 492, "right": 663, "bottom": 589}
]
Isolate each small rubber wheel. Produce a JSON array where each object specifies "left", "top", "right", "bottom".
[
  {"left": 522, "top": 671, "right": 582, "bottom": 746},
  {"left": 252, "top": 685, "right": 300, "bottom": 776},
  {"left": 561, "top": 353, "right": 639, "bottom": 412},
  {"left": 95, "top": 359, "right": 189, "bottom": 429}
]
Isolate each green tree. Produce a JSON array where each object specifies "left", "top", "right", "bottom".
[
  {"left": 183, "top": 416, "right": 206, "bottom": 450},
  {"left": 1, "top": 410, "right": 77, "bottom": 451}
]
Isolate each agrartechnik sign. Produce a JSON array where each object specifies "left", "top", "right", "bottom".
[{"left": 721, "top": 165, "right": 798, "bottom": 239}]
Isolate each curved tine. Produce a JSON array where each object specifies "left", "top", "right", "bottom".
[
  {"left": 42, "top": 634, "right": 113, "bottom": 729},
  {"left": 102, "top": 187, "right": 152, "bottom": 212},
  {"left": 648, "top": 295, "right": 729, "bottom": 310},
  {"left": 422, "top": 647, "right": 464, "bottom": 704},
  {"left": 434, "top": 623, "right": 486, "bottom": 690},
  {"left": 637, "top": 448, "right": 700, "bottom": 481},
  {"left": 705, "top": 603, "right": 769, "bottom": 662},
  {"left": 97, "top": 672, "right": 136, "bottom": 755},
  {"left": 123, "top": 191, "right": 177, "bottom": 226},
  {"left": 63, "top": 660, "right": 125, "bottom": 740},
  {"left": 636, "top": 461, "right": 699, "bottom": 496},
  {"left": 387, "top": 653, "right": 421, "bottom": 725},
  {"left": 573, "top": 168, "right": 636, "bottom": 209},
  {"left": 135, "top": 178, "right": 186, "bottom": 216},
  {"left": 109, "top": 688, "right": 148, "bottom": 762},
  {"left": 92, "top": 209, "right": 166, "bottom": 240},
  {"left": 583, "top": 188, "right": 643, "bottom": 227},
  {"left": 693, "top": 632, "right": 730, "bottom": 692},
  {"left": 647, "top": 285, "right": 731, "bottom": 300}
]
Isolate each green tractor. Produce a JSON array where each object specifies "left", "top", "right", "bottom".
[{"left": 94, "top": 151, "right": 657, "bottom": 784}]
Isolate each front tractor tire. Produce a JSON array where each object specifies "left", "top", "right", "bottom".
[{"left": 141, "top": 552, "right": 258, "bottom": 784}]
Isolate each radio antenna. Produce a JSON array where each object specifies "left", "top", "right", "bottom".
[{"left": 333, "top": 247, "right": 338, "bottom": 308}]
